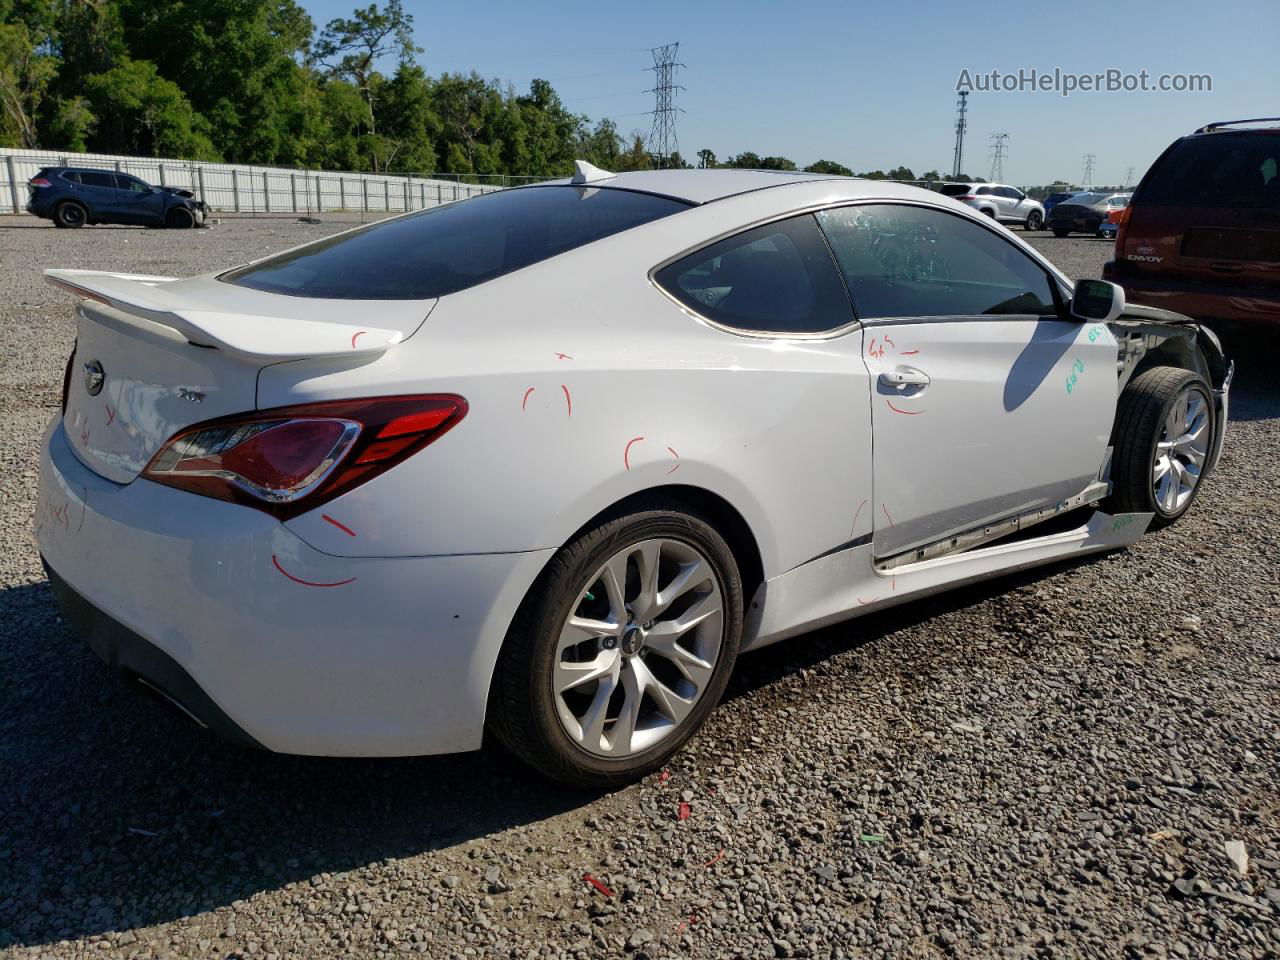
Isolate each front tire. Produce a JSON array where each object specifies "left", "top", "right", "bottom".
[
  {"left": 488, "top": 506, "right": 744, "bottom": 788},
  {"left": 1024, "top": 210, "right": 1043, "bottom": 231},
  {"left": 1052, "top": 227, "right": 1070, "bottom": 237},
  {"left": 165, "top": 206, "right": 196, "bottom": 228},
  {"left": 1106, "top": 366, "right": 1214, "bottom": 527}
]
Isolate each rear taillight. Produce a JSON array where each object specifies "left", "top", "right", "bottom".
[
  {"left": 142, "top": 394, "right": 467, "bottom": 518},
  {"left": 1113, "top": 205, "right": 1133, "bottom": 250},
  {"left": 61, "top": 345, "right": 76, "bottom": 414},
  {"left": 957, "top": 195, "right": 976, "bottom": 201},
  {"left": 29, "top": 177, "right": 51, "bottom": 188}
]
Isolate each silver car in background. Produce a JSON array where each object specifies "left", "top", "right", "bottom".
[{"left": 939, "top": 183, "right": 1046, "bottom": 231}]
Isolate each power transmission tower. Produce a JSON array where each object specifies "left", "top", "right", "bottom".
[
  {"left": 1124, "top": 166, "right": 1136, "bottom": 189},
  {"left": 1082, "top": 153, "right": 1096, "bottom": 186},
  {"left": 647, "top": 43, "right": 685, "bottom": 169},
  {"left": 951, "top": 89, "right": 969, "bottom": 178},
  {"left": 988, "top": 133, "right": 1009, "bottom": 182}
]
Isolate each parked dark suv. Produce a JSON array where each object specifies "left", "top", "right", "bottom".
[
  {"left": 26, "top": 167, "right": 207, "bottom": 229},
  {"left": 1103, "top": 118, "right": 1280, "bottom": 330}
]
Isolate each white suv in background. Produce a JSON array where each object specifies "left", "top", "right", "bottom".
[{"left": 940, "top": 183, "right": 1045, "bottom": 231}]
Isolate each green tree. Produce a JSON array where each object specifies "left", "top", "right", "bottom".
[
  {"left": 696, "top": 148, "right": 716, "bottom": 168},
  {"left": 759, "top": 155, "right": 796, "bottom": 171},
  {"left": 84, "top": 57, "right": 217, "bottom": 158},
  {"left": 0, "top": 20, "right": 57, "bottom": 147},
  {"left": 804, "top": 159, "right": 853, "bottom": 176},
  {"left": 315, "top": 0, "right": 418, "bottom": 161},
  {"left": 375, "top": 63, "right": 436, "bottom": 172},
  {"left": 613, "top": 131, "right": 651, "bottom": 172}
]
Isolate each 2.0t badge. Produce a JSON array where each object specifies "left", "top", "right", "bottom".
[{"left": 82, "top": 359, "right": 104, "bottom": 396}]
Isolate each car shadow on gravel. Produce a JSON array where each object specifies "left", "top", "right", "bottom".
[{"left": 0, "top": 579, "right": 600, "bottom": 949}]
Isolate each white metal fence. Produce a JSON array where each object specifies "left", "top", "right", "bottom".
[{"left": 0, "top": 148, "right": 504, "bottom": 217}]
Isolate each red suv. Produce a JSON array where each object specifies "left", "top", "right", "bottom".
[{"left": 1103, "top": 118, "right": 1280, "bottom": 330}]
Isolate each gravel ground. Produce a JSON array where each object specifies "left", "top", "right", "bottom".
[{"left": 1, "top": 217, "right": 1277, "bottom": 960}]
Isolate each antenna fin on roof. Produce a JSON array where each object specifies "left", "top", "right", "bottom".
[{"left": 571, "top": 160, "right": 616, "bottom": 184}]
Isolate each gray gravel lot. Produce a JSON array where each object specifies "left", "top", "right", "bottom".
[{"left": 1, "top": 217, "right": 1277, "bottom": 960}]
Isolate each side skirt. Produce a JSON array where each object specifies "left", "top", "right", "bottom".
[{"left": 741, "top": 509, "right": 1152, "bottom": 652}]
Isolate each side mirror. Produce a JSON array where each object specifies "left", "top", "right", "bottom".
[{"left": 1070, "top": 278, "right": 1125, "bottom": 323}]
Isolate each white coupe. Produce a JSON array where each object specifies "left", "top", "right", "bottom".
[{"left": 37, "top": 163, "right": 1231, "bottom": 786}]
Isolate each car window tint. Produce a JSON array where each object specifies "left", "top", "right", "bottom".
[
  {"left": 975, "top": 186, "right": 992, "bottom": 195},
  {"left": 223, "top": 186, "right": 690, "bottom": 300},
  {"left": 79, "top": 171, "right": 116, "bottom": 189},
  {"left": 653, "top": 214, "right": 853, "bottom": 334},
  {"left": 1140, "top": 132, "right": 1280, "bottom": 208},
  {"left": 62, "top": 171, "right": 81, "bottom": 184},
  {"left": 816, "top": 204, "right": 1058, "bottom": 320},
  {"left": 938, "top": 184, "right": 970, "bottom": 197},
  {"left": 118, "top": 176, "right": 149, "bottom": 193}
]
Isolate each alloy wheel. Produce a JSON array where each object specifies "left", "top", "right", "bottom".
[
  {"left": 1152, "top": 385, "right": 1209, "bottom": 514},
  {"left": 553, "top": 537, "right": 724, "bottom": 758}
]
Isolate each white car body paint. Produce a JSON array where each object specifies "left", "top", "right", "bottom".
[{"left": 36, "top": 172, "right": 1207, "bottom": 757}]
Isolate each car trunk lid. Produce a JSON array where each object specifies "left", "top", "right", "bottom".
[{"left": 48, "top": 269, "right": 432, "bottom": 484}]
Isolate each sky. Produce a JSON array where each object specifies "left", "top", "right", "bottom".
[{"left": 301, "top": 0, "right": 1280, "bottom": 185}]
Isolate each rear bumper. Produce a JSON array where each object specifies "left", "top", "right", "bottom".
[
  {"left": 1103, "top": 260, "right": 1280, "bottom": 326},
  {"left": 1048, "top": 215, "right": 1103, "bottom": 233},
  {"left": 37, "top": 416, "right": 554, "bottom": 756},
  {"left": 43, "top": 561, "right": 264, "bottom": 749}
]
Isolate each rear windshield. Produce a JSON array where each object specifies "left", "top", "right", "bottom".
[
  {"left": 221, "top": 186, "right": 691, "bottom": 300},
  {"left": 938, "top": 184, "right": 971, "bottom": 196},
  {"left": 1138, "top": 132, "right": 1280, "bottom": 208}
]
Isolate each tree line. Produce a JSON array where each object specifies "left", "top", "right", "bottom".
[
  {"left": 0, "top": 0, "right": 667, "bottom": 178},
  {"left": 2, "top": 1, "right": 1058, "bottom": 185}
]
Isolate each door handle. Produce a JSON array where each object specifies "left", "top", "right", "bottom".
[{"left": 879, "top": 368, "right": 931, "bottom": 387}]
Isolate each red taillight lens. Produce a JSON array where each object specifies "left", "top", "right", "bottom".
[
  {"left": 143, "top": 394, "right": 467, "bottom": 518},
  {"left": 29, "top": 177, "right": 51, "bottom": 188}
]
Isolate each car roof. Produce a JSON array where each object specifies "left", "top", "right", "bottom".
[{"left": 524, "top": 168, "right": 845, "bottom": 205}]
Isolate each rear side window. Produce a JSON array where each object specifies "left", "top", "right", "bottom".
[
  {"left": 222, "top": 186, "right": 690, "bottom": 300},
  {"left": 1140, "top": 133, "right": 1280, "bottom": 208},
  {"left": 653, "top": 214, "right": 853, "bottom": 334},
  {"left": 79, "top": 171, "right": 116, "bottom": 188},
  {"left": 816, "top": 204, "right": 1058, "bottom": 319},
  {"left": 61, "top": 171, "right": 81, "bottom": 184}
]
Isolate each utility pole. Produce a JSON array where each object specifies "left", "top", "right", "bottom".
[
  {"left": 951, "top": 89, "right": 969, "bottom": 179},
  {"left": 1082, "top": 153, "right": 1096, "bottom": 187},
  {"left": 988, "top": 133, "right": 1009, "bottom": 182},
  {"left": 647, "top": 43, "right": 685, "bottom": 169},
  {"left": 1124, "top": 165, "right": 1136, "bottom": 189}
]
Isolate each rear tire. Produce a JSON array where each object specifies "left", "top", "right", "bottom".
[
  {"left": 1052, "top": 228, "right": 1070, "bottom": 237},
  {"left": 488, "top": 506, "right": 743, "bottom": 788},
  {"left": 54, "top": 201, "right": 86, "bottom": 229},
  {"left": 1024, "top": 210, "right": 1043, "bottom": 231},
  {"left": 1106, "top": 366, "right": 1215, "bottom": 527}
]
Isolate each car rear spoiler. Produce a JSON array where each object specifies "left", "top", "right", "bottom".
[{"left": 44, "top": 269, "right": 403, "bottom": 361}]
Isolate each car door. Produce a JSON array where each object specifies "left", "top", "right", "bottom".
[
  {"left": 114, "top": 175, "right": 165, "bottom": 224},
  {"left": 815, "top": 202, "right": 1118, "bottom": 558},
  {"left": 998, "top": 186, "right": 1026, "bottom": 222},
  {"left": 76, "top": 170, "right": 120, "bottom": 219}
]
